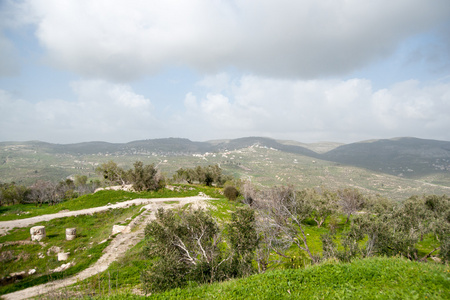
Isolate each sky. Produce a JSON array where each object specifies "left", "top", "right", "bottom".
[{"left": 0, "top": 0, "right": 449, "bottom": 144}]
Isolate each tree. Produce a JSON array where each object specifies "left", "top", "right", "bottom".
[
  {"left": 337, "top": 188, "right": 365, "bottom": 223},
  {"left": 29, "top": 180, "right": 57, "bottom": 206},
  {"left": 142, "top": 208, "right": 229, "bottom": 293},
  {"left": 227, "top": 207, "right": 259, "bottom": 277},
  {"left": 302, "top": 187, "right": 338, "bottom": 228},
  {"left": 95, "top": 160, "right": 127, "bottom": 186},
  {"left": 129, "top": 161, "right": 164, "bottom": 191},
  {"left": 223, "top": 185, "right": 239, "bottom": 201},
  {"left": 253, "top": 186, "right": 317, "bottom": 263}
]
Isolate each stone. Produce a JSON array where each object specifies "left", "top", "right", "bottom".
[
  {"left": 28, "top": 269, "right": 36, "bottom": 275},
  {"left": 112, "top": 225, "right": 126, "bottom": 235},
  {"left": 47, "top": 246, "right": 62, "bottom": 256},
  {"left": 65, "top": 228, "right": 76, "bottom": 240},
  {"left": 30, "top": 226, "right": 46, "bottom": 241},
  {"left": 57, "top": 252, "right": 69, "bottom": 261}
]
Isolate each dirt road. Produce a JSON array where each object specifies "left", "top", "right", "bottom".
[{"left": 1, "top": 195, "right": 213, "bottom": 300}]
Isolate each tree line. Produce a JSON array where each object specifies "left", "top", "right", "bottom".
[{"left": 0, "top": 175, "right": 99, "bottom": 206}]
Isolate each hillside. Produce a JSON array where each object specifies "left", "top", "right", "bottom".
[{"left": 1, "top": 137, "right": 449, "bottom": 200}]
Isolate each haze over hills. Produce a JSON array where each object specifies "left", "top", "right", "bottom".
[{"left": 1, "top": 136, "right": 449, "bottom": 200}]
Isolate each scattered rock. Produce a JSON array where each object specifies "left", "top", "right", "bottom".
[
  {"left": 431, "top": 256, "right": 442, "bottom": 263},
  {"left": 38, "top": 253, "right": 45, "bottom": 259},
  {"left": 57, "top": 252, "right": 69, "bottom": 261},
  {"left": 47, "top": 246, "right": 62, "bottom": 256},
  {"left": 28, "top": 269, "right": 36, "bottom": 275},
  {"left": 112, "top": 225, "right": 126, "bottom": 235},
  {"left": 51, "top": 262, "right": 73, "bottom": 273},
  {"left": 0, "top": 250, "right": 14, "bottom": 262}
]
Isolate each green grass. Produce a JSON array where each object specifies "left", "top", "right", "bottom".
[
  {"left": 99, "top": 257, "right": 449, "bottom": 299},
  {"left": 0, "top": 185, "right": 223, "bottom": 221},
  {"left": 0, "top": 205, "right": 142, "bottom": 295}
]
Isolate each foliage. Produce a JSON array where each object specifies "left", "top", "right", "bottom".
[
  {"left": 106, "top": 257, "right": 449, "bottom": 300},
  {"left": 337, "top": 188, "right": 366, "bottom": 223},
  {"left": 142, "top": 206, "right": 259, "bottom": 293},
  {"left": 128, "top": 161, "right": 164, "bottom": 192},
  {"left": 301, "top": 187, "right": 339, "bottom": 227},
  {"left": 0, "top": 205, "right": 141, "bottom": 295},
  {"left": 227, "top": 206, "right": 259, "bottom": 277},
  {"left": 223, "top": 185, "right": 240, "bottom": 201},
  {"left": 172, "top": 165, "right": 232, "bottom": 187}
]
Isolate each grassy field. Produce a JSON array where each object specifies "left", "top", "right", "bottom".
[
  {"left": 93, "top": 257, "right": 449, "bottom": 299},
  {"left": 0, "top": 185, "right": 223, "bottom": 222},
  {"left": 0, "top": 205, "right": 142, "bottom": 295}
]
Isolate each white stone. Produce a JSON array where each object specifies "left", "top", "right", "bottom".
[
  {"left": 112, "top": 225, "right": 126, "bottom": 235},
  {"left": 66, "top": 228, "right": 76, "bottom": 240},
  {"left": 30, "top": 226, "right": 46, "bottom": 241},
  {"left": 28, "top": 269, "right": 36, "bottom": 275},
  {"left": 57, "top": 252, "right": 69, "bottom": 261}
]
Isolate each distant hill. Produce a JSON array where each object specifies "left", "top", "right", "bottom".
[
  {"left": 1, "top": 136, "right": 449, "bottom": 199},
  {"left": 321, "top": 137, "right": 450, "bottom": 178}
]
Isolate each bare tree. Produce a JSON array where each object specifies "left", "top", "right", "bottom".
[
  {"left": 303, "top": 187, "right": 339, "bottom": 228},
  {"left": 253, "top": 186, "right": 318, "bottom": 263},
  {"left": 338, "top": 188, "right": 365, "bottom": 223}
]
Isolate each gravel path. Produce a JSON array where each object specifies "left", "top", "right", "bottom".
[{"left": 1, "top": 195, "right": 213, "bottom": 300}]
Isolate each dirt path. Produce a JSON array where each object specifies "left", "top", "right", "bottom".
[
  {"left": 1, "top": 195, "right": 213, "bottom": 300},
  {"left": 0, "top": 195, "right": 211, "bottom": 236}
]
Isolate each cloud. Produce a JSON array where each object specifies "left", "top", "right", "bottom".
[
  {"left": 11, "top": 0, "right": 450, "bottom": 80},
  {"left": 0, "top": 80, "right": 158, "bottom": 143},
  {"left": 179, "top": 75, "right": 450, "bottom": 142}
]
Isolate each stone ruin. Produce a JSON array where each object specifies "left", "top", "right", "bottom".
[
  {"left": 65, "top": 228, "right": 76, "bottom": 240},
  {"left": 30, "top": 226, "right": 46, "bottom": 241}
]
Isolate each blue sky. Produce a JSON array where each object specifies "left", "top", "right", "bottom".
[{"left": 1, "top": 0, "right": 449, "bottom": 144}]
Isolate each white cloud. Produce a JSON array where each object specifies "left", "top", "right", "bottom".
[
  {"left": 179, "top": 75, "right": 450, "bottom": 142},
  {"left": 0, "top": 80, "right": 158, "bottom": 143},
  {"left": 11, "top": 0, "right": 450, "bottom": 80}
]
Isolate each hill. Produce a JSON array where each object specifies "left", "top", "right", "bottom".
[{"left": 1, "top": 137, "right": 449, "bottom": 200}]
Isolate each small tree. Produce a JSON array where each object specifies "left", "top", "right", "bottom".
[
  {"left": 224, "top": 185, "right": 240, "bottom": 201},
  {"left": 302, "top": 187, "right": 338, "bottom": 228},
  {"left": 129, "top": 161, "right": 164, "bottom": 191},
  {"left": 254, "top": 186, "right": 317, "bottom": 263},
  {"left": 227, "top": 207, "right": 259, "bottom": 277},
  {"left": 95, "top": 160, "right": 128, "bottom": 186},
  {"left": 338, "top": 188, "right": 365, "bottom": 223},
  {"left": 142, "top": 208, "right": 228, "bottom": 293}
]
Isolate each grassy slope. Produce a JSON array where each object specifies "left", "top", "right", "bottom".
[
  {"left": 0, "top": 205, "right": 142, "bottom": 295},
  {"left": 0, "top": 185, "right": 222, "bottom": 221},
  {"left": 103, "top": 257, "right": 449, "bottom": 299},
  {"left": 2, "top": 142, "right": 449, "bottom": 200}
]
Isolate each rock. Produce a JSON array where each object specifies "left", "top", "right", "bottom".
[
  {"left": 57, "top": 252, "right": 69, "bottom": 261},
  {"left": 51, "top": 262, "right": 73, "bottom": 273},
  {"left": 112, "top": 225, "right": 126, "bottom": 235},
  {"left": 28, "top": 269, "right": 36, "bottom": 275},
  {"left": 30, "top": 226, "right": 46, "bottom": 241},
  {"left": 66, "top": 228, "right": 76, "bottom": 240},
  {"left": 431, "top": 256, "right": 442, "bottom": 263},
  {"left": 47, "top": 246, "right": 62, "bottom": 256},
  {"left": 38, "top": 253, "right": 45, "bottom": 259}
]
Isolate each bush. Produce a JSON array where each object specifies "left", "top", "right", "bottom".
[{"left": 223, "top": 186, "right": 239, "bottom": 201}]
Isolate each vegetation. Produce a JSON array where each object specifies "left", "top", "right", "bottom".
[
  {"left": 103, "top": 257, "right": 449, "bottom": 300},
  {"left": 0, "top": 205, "right": 142, "bottom": 295},
  {"left": 0, "top": 146, "right": 449, "bottom": 299},
  {"left": 172, "top": 164, "right": 233, "bottom": 187},
  {"left": 96, "top": 160, "right": 164, "bottom": 192},
  {"left": 141, "top": 206, "right": 258, "bottom": 293}
]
